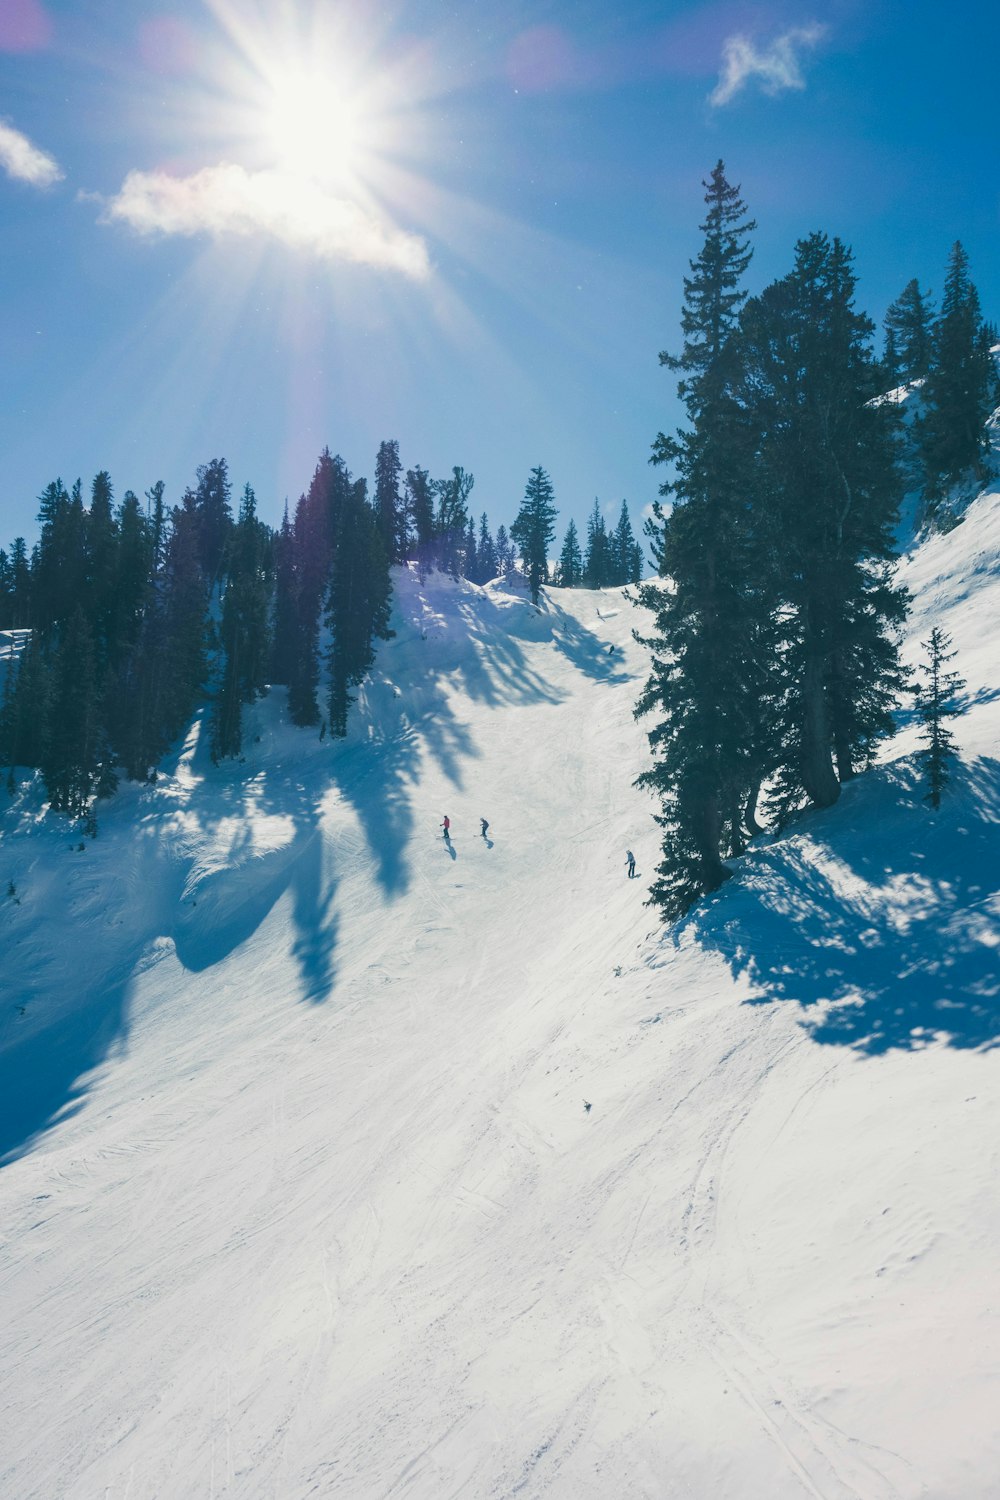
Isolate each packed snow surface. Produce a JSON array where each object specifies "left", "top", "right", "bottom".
[{"left": 2, "top": 501, "right": 999, "bottom": 1499}]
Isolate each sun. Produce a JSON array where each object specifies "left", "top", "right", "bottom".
[{"left": 263, "top": 68, "right": 366, "bottom": 183}]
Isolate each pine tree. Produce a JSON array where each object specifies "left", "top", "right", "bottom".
[
  {"left": 42, "top": 608, "right": 102, "bottom": 816},
  {"left": 583, "top": 501, "right": 608, "bottom": 588},
  {"left": 212, "top": 484, "right": 272, "bottom": 759},
  {"left": 740, "top": 233, "right": 906, "bottom": 818},
  {"left": 194, "top": 457, "right": 233, "bottom": 587},
  {"left": 270, "top": 503, "right": 298, "bottom": 686},
  {"left": 33, "top": 479, "right": 85, "bottom": 640},
  {"left": 287, "top": 450, "right": 344, "bottom": 725},
  {"left": 494, "top": 525, "right": 514, "bottom": 578},
  {"left": 477, "top": 513, "right": 498, "bottom": 582},
  {"left": 326, "top": 479, "right": 394, "bottom": 737},
  {"left": 374, "top": 439, "right": 406, "bottom": 564},
  {"left": 464, "top": 515, "right": 478, "bottom": 582},
  {"left": 511, "top": 467, "right": 557, "bottom": 605},
  {"left": 914, "top": 626, "right": 965, "bottom": 808},
  {"left": 5, "top": 538, "right": 31, "bottom": 627},
  {"left": 883, "top": 279, "right": 934, "bottom": 386},
  {"left": 405, "top": 466, "right": 435, "bottom": 574},
  {"left": 161, "top": 492, "right": 209, "bottom": 744},
  {"left": 556, "top": 519, "right": 583, "bottom": 587},
  {"left": 609, "top": 501, "right": 641, "bottom": 586},
  {"left": 635, "top": 162, "right": 758, "bottom": 914},
  {"left": 920, "top": 243, "right": 994, "bottom": 493},
  {"left": 0, "top": 633, "right": 49, "bottom": 779},
  {"left": 435, "top": 467, "right": 475, "bottom": 577}
]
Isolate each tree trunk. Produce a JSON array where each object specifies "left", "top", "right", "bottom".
[{"left": 800, "top": 653, "right": 840, "bottom": 808}]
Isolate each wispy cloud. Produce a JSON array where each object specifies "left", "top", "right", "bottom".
[
  {"left": 709, "top": 24, "right": 826, "bottom": 107},
  {"left": 101, "top": 163, "right": 431, "bottom": 279},
  {"left": 0, "top": 118, "right": 63, "bottom": 187}
]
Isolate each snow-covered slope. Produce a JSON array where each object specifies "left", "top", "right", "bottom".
[{"left": 2, "top": 509, "right": 999, "bottom": 1498}]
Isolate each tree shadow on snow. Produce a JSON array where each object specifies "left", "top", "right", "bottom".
[
  {"left": 0, "top": 716, "right": 339, "bottom": 1166},
  {"left": 688, "top": 756, "right": 1000, "bottom": 1054}
]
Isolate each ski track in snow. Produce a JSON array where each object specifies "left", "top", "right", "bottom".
[{"left": 2, "top": 529, "right": 1000, "bottom": 1499}]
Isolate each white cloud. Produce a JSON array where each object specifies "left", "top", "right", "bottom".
[
  {"left": 102, "top": 163, "right": 430, "bottom": 280},
  {"left": 709, "top": 24, "right": 826, "bottom": 107},
  {"left": 0, "top": 118, "right": 63, "bottom": 187}
]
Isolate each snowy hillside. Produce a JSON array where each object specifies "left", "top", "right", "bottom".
[{"left": 2, "top": 498, "right": 999, "bottom": 1498}]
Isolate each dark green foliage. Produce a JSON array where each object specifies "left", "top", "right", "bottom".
[
  {"left": 920, "top": 243, "right": 994, "bottom": 493},
  {"left": 556, "top": 518, "right": 583, "bottom": 587},
  {"left": 476, "top": 514, "right": 498, "bottom": 583},
  {"left": 494, "top": 525, "right": 515, "bottom": 578},
  {"left": 464, "top": 516, "right": 478, "bottom": 582},
  {"left": 0, "top": 538, "right": 31, "bottom": 627},
  {"left": 914, "top": 626, "right": 965, "bottom": 808},
  {"left": 608, "top": 501, "right": 643, "bottom": 585},
  {"left": 41, "top": 610, "right": 104, "bottom": 816},
  {"left": 270, "top": 503, "right": 297, "bottom": 686},
  {"left": 212, "top": 484, "right": 272, "bottom": 760},
  {"left": 1, "top": 635, "right": 49, "bottom": 777},
  {"left": 583, "top": 502, "right": 608, "bottom": 588},
  {"left": 740, "top": 233, "right": 907, "bottom": 821},
  {"left": 636, "top": 161, "right": 759, "bottom": 915},
  {"left": 287, "top": 450, "right": 344, "bottom": 725},
  {"left": 406, "top": 466, "right": 436, "bottom": 572},
  {"left": 326, "top": 479, "right": 394, "bottom": 737},
  {"left": 435, "top": 466, "right": 475, "bottom": 577},
  {"left": 511, "top": 467, "right": 558, "bottom": 605},
  {"left": 374, "top": 439, "right": 406, "bottom": 564},
  {"left": 193, "top": 457, "right": 233, "bottom": 587},
  {"left": 882, "top": 279, "right": 934, "bottom": 386}
]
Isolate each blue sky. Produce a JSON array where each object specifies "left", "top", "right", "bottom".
[{"left": 1, "top": 0, "right": 998, "bottom": 548}]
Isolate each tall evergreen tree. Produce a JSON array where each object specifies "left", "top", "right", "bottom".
[
  {"left": 85, "top": 471, "right": 119, "bottom": 668},
  {"left": 635, "top": 162, "right": 759, "bottom": 914},
  {"left": 883, "top": 278, "right": 934, "bottom": 386},
  {"left": 477, "top": 513, "right": 498, "bottom": 582},
  {"left": 374, "top": 439, "right": 406, "bottom": 564},
  {"left": 740, "top": 233, "right": 907, "bottom": 818},
  {"left": 0, "top": 634, "right": 49, "bottom": 781},
  {"left": 914, "top": 626, "right": 965, "bottom": 808},
  {"left": 161, "top": 491, "right": 209, "bottom": 745},
  {"left": 326, "top": 479, "right": 394, "bottom": 737},
  {"left": 435, "top": 466, "right": 475, "bottom": 577},
  {"left": 212, "top": 484, "right": 272, "bottom": 759},
  {"left": 194, "top": 457, "right": 233, "bottom": 587},
  {"left": 287, "top": 450, "right": 344, "bottom": 725},
  {"left": 608, "top": 500, "right": 642, "bottom": 585},
  {"left": 556, "top": 518, "right": 583, "bottom": 587},
  {"left": 583, "top": 501, "right": 609, "bottom": 588},
  {"left": 920, "top": 243, "right": 994, "bottom": 492},
  {"left": 494, "top": 524, "right": 515, "bottom": 578},
  {"left": 406, "top": 466, "right": 436, "bottom": 573},
  {"left": 41, "top": 608, "right": 103, "bottom": 816},
  {"left": 270, "top": 502, "right": 298, "bottom": 686},
  {"left": 511, "top": 466, "right": 557, "bottom": 605},
  {"left": 464, "top": 515, "right": 478, "bottom": 582}
]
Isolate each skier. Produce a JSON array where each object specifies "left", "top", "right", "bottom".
[
  {"left": 480, "top": 817, "right": 489, "bottom": 838},
  {"left": 625, "top": 849, "right": 636, "bottom": 879},
  {"left": 441, "top": 815, "right": 451, "bottom": 840}
]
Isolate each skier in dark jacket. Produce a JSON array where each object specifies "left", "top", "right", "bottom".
[
  {"left": 480, "top": 817, "right": 489, "bottom": 838},
  {"left": 625, "top": 849, "right": 636, "bottom": 878}
]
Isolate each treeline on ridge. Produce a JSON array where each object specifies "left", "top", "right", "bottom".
[{"left": 0, "top": 441, "right": 645, "bottom": 823}]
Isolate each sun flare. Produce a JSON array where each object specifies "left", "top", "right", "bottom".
[{"left": 263, "top": 70, "right": 365, "bottom": 182}]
